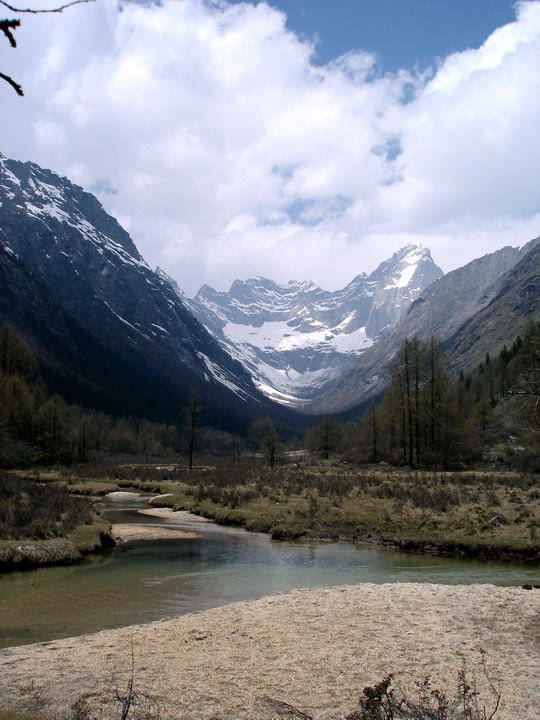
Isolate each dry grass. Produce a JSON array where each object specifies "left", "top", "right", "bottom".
[
  {"left": 47, "top": 461, "right": 540, "bottom": 561},
  {"left": 136, "top": 463, "right": 540, "bottom": 559},
  {"left": 1, "top": 583, "right": 538, "bottom": 719}
]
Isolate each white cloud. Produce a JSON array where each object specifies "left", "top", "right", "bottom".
[{"left": 1, "top": 0, "right": 539, "bottom": 294}]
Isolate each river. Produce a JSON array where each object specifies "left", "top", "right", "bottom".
[{"left": 0, "top": 494, "right": 537, "bottom": 649}]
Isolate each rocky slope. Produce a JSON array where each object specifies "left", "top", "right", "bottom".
[
  {"left": 0, "top": 153, "right": 294, "bottom": 429},
  {"left": 310, "top": 238, "right": 540, "bottom": 415},
  {"left": 443, "top": 238, "right": 540, "bottom": 375},
  {"left": 179, "top": 245, "right": 442, "bottom": 406}
]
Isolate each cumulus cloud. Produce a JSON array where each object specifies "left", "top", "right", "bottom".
[{"left": 1, "top": 0, "right": 539, "bottom": 294}]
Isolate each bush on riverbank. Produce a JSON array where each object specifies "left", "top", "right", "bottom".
[
  {"left": 0, "top": 473, "right": 93, "bottom": 540},
  {"left": 0, "top": 472, "right": 114, "bottom": 572},
  {"left": 345, "top": 661, "right": 500, "bottom": 720}
]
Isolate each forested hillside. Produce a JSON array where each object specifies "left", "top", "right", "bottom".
[
  {"left": 0, "top": 325, "right": 245, "bottom": 467},
  {"left": 2, "top": 316, "right": 538, "bottom": 470},
  {"left": 353, "top": 326, "right": 540, "bottom": 469}
]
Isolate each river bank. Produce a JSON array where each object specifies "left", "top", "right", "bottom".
[
  {"left": 112, "top": 507, "right": 207, "bottom": 542},
  {"left": 0, "top": 582, "right": 538, "bottom": 719},
  {"left": 0, "top": 517, "right": 115, "bottom": 573},
  {"left": 0, "top": 493, "right": 201, "bottom": 571},
  {"left": 149, "top": 491, "right": 540, "bottom": 564},
  {"left": 3, "top": 462, "right": 539, "bottom": 573},
  {"left": 124, "top": 462, "right": 540, "bottom": 564}
]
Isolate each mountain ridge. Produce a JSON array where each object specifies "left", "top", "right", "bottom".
[
  {"left": 2, "top": 152, "right": 537, "bottom": 428},
  {"left": 308, "top": 238, "right": 540, "bottom": 415},
  {"left": 0, "top": 153, "right": 302, "bottom": 430},
  {"left": 180, "top": 244, "right": 443, "bottom": 406}
]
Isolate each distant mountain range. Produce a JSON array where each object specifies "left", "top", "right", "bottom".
[
  {"left": 1, "top": 152, "right": 538, "bottom": 426},
  {"left": 174, "top": 245, "right": 442, "bottom": 406}
]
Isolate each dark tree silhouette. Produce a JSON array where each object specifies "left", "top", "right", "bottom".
[
  {"left": 305, "top": 415, "right": 342, "bottom": 459},
  {"left": 249, "top": 415, "right": 282, "bottom": 468},
  {"left": 1, "top": 0, "right": 93, "bottom": 96},
  {"left": 184, "top": 391, "right": 202, "bottom": 470}
]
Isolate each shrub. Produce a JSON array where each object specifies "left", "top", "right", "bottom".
[
  {"left": 344, "top": 654, "right": 500, "bottom": 720},
  {"left": 0, "top": 473, "right": 93, "bottom": 540}
]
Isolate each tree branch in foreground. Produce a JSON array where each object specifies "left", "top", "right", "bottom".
[
  {"left": 0, "top": 17, "right": 19, "bottom": 45},
  {"left": 1, "top": 0, "right": 94, "bottom": 95},
  {"left": 1, "top": 0, "right": 93, "bottom": 14},
  {"left": 0, "top": 70, "right": 23, "bottom": 95}
]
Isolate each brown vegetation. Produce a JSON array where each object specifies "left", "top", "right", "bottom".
[
  {"left": 0, "top": 471, "right": 113, "bottom": 571},
  {"left": 61, "top": 460, "right": 539, "bottom": 563}
]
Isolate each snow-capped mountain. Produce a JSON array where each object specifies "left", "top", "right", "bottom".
[
  {"left": 171, "top": 245, "right": 442, "bottom": 406},
  {"left": 0, "top": 153, "right": 293, "bottom": 428},
  {"left": 308, "top": 239, "right": 540, "bottom": 415}
]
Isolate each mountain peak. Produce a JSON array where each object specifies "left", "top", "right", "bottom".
[
  {"left": 0, "top": 155, "right": 143, "bottom": 264},
  {"left": 187, "top": 245, "right": 443, "bottom": 406},
  {"left": 370, "top": 243, "right": 442, "bottom": 286},
  {"left": 387, "top": 242, "right": 434, "bottom": 266}
]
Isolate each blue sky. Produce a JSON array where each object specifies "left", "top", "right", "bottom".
[
  {"left": 232, "top": 0, "right": 518, "bottom": 69},
  {"left": 1, "top": 0, "right": 539, "bottom": 294}
]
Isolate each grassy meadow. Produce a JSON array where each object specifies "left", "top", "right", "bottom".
[{"left": 61, "top": 460, "right": 540, "bottom": 563}]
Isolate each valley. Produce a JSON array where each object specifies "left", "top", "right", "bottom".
[
  {"left": 178, "top": 244, "right": 442, "bottom": 406},
  {"left": 1, "top": 2, "right": 540, "bottom": 717},
  {"left": 0, "top": 153, "right": 539, "bottom": 720}
]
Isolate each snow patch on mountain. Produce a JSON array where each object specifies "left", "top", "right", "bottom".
[
  {"left": 178, "top": 244, "right": 443, "bottom": 407},
  {"left": 197, "top": 352, "right": 252, "bottom": 401},
  {"left": 384, "top": 261, "right": 418, "bottom": 289},
  {"left": 0, "top": 154, "right": 148, "bottom": 272},
  {"left": 223, "top": 319, "right": 372, "bottom": 355}
]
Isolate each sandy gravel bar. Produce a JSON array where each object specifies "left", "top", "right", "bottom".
[
  {"left": 138, "top": 507, "right": 211, "bottom": 522},
  {"left": 112, "top": 524, "right": 201, "bottom": 542},
  {"left": 106, "top": 491, "right": 142, "bottom": 498},
  {"left": 0, "top": 583, "right": 538, "bottom": 719}
]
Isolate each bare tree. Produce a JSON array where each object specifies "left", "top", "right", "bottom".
[
  {"left": 1, "top": 0, "right": 93, "bottom": 96},
  {"left": 184, "top": 391, "right": 203, "bottom": 470},
  {"left": 249, "top": 415, "right": 282, "bottom": 468}
]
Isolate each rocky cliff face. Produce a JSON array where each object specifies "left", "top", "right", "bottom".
[
  {"left": 308, "top": 239, "right": 539, "bottom": 415},
  {"left": 0, "top": 153, "right": 289, "bottom": 428},
  {"left": 179, "top": 245, "right": 442, "bottom": 406},
  {"left": 442, "top": 239, "right": 540, "bottom": 375}
]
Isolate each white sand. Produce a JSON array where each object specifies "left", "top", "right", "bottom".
[
  {"left": 0, "top": 583, "right": 538, "bottom": 719},
  {"left": 112, "top": 524, "right": 201, "bottom": 542},
  {"left": 105, "top": 491, "right": 142, "bottom": 499},
  {"left": 138, "top": 507, "right": 211, "bottom": 522},
  {"left": 111, "top": 504, "right": 209, "bottom": 541}
]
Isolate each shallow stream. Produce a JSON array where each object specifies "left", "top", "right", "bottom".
[{"left": 0, "top": 494, "right": 537, "bottom": 648}]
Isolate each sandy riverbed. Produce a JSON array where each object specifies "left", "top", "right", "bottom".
[
  {"left": 0, "top": 583, "right": 538, "bottom": 719},
  {"left": 112, "top": 524, "right": 201, "bottom": 542},
  {"left": 112, "top": 502, "right": 209, "bottom": 541},
  {"left": 138, "top": 507, "right": 211, "bottom": 522}
]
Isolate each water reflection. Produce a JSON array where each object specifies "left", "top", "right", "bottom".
[{"left": 0, "top": 495, "right": 536, "bottom": 649}]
